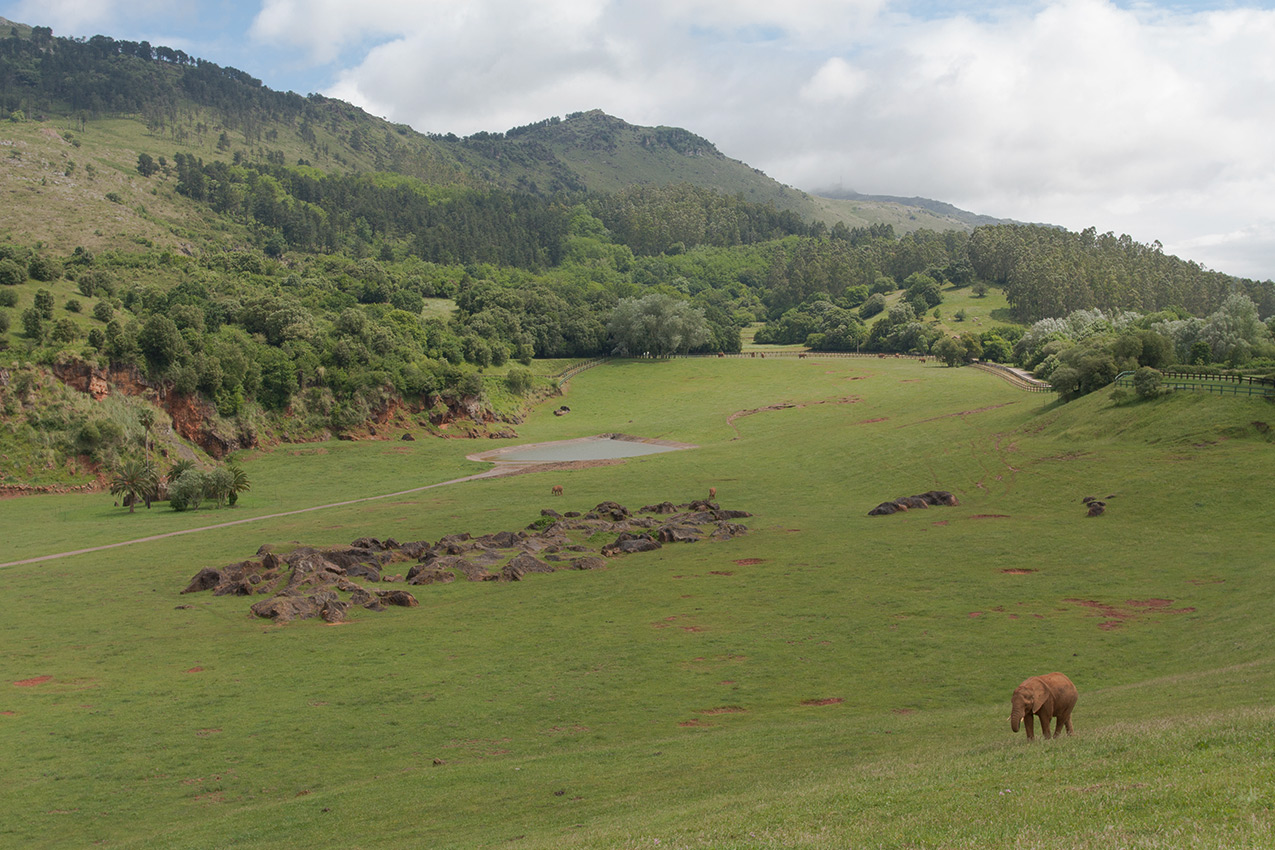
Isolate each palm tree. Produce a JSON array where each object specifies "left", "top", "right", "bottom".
[
  {"left": 227, "top": 464, "right": 251, "bottom": 507},
  {"left": 110, "top": 457, "right": 158, "bottom": 514},
  {"left": 137, "top": 408, "right": 156, "bottom": 464}
]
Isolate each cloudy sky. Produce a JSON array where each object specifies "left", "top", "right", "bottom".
[{"left": 4, "top": 0, "right": 1273, "bottom": 279}]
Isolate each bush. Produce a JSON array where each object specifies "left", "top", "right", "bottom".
[
  {"left": 0, "top": 288, "right": 17, "bottom": 307},
  {"left": 28, "top": 255, "right": 61, "bottom": 282},
  {"left": 65, "top": 299, "right": 82, "bottom": 313},
  {"left": 859, "top": 294, "right": 886, "bottom": 320},
  {"left": 0, "top": 258, "right": 25, "bottom": 286},
  {"left": 0, "top": 311, "right": 9, "bottom": 334},
  {"left": 92, "top": 301, "right": 113, "bottom": 322},
  {"left": 168, "top": 469, "right": 205, "bottom": 511},
  {"left": 1133, "top": 366, "right": 1164, "bottom": 399},
  {"left": 505, "top": 366, "right": 534, "bottom": 395}
]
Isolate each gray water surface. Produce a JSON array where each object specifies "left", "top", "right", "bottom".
[{"left": 497, "top": 439, "right": 685, "bottom": 462}]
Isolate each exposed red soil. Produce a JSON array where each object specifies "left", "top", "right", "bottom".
[
  {"left": 858, "top": 417, "right": 889, "bottom": 424},
  {"left": 1001, "top": 568, "right": 1036, "bottom": 574},
  {"left": 801, "top": 698, "right": 844, "bottom": 706},
  {"left": 971, "top": 514, "right": 1011, "bottom": 519},
  {"left": 891, "top": 708, "right": 915, "bottom": 715},
  {"left": 727, "top": 396, "right": 861, "bottom": 435},
  {"left": 709, "top": 570, "right": 735, "bottom": 576},
  {"left": 968, "top": 612, "right": 983, "bottom": 618},
  {"left": 13, "top": 676, "right": 52, "bottom": 687},
  {"left": 1064, "top": 597, "right": 1196, "bottom": 630},
  {"left": 932, "top": 520, "right": 949, "bottom": 526},
  {"left": 184, "top": 667, "right": 203, "bottom": 673},
  {"left": 678, "top": 719, "right": 713, "bottom": 727},
  {"left": 734, "top": 558, "right": 764, "bottom": 565},
  {"left": 1, "top": 711, "right": 17, "bottom": 716},
  {"left": 698, "top": 706, "right": 747, "bottom": 715}
]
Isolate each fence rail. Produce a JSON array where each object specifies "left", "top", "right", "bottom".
[
  {"left": 969, "top": 361, "right": 1054, "bottom": 393},
  {"left": 1161, "top": 370, "right": 1274, "bottom": 388},
  {"left": 1114, "top": 370, "right": 1275, "bottom": 399}
]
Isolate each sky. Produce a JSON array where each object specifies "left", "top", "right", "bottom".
[{"left": 4, "top": 0, "right": 1273, "bottom": 281}]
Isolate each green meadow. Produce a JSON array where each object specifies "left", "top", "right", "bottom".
[{"left": 3, "top": 357, "right": 1274, "bottom": 849}]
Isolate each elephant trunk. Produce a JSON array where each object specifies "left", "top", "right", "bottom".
[{"left": 1010, "top": 701, "right": 1025, "bottom": 733}]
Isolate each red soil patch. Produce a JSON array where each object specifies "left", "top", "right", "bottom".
[
  {"left": 891, "top": 708, "right": 915, "bottom": 715},
  {"left": 682, "top": 626, "right": 706, "bottom": 632},
  {"left": 13, "top": 676, "right": 52, "bottom": 687},
  {"left": 719, "top": 680, "right": 736, "bottom": 685},
  {"left": 968, "top": 612, "right": 983, "bottom": 618},
  {"left": 971, "top": 514, "right": 1011, "bottom": 519},
  {"left": 185, "top": 667, "right": 203, "bottom": 673},
  {"left": 699, "top": 706, "right": 747, "bottom": 715},
  {"left": 678, "top": 719, "right": 713, "bottom": 727},
  {"left": 932, "top": 520, "right": 949, "bottom": 526},
  {"left": 1064, "top": 597, "right": 1196, "bottom": 630},
  {"left": 195, "top": 728, "right": 222, "bottom": 737},
  {"left": 801, "top": 698, "right": 844, "bottom": 706},
  {"left": 1001, "top": 568, "right": 1036, "bottom": 574},
  {"left": 858, "top": 417, "right": 889, "bottom": 424},
  {"left": 1, "top": 711, "right": 16, "bottom": 716},
  {"left": 734, "top": 558, "right": 764, "bottom": 565},
  {"left": 709, "top": 570, "right": 735, "bottom": 576}
]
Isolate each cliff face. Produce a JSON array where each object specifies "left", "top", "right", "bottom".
[{"left": 49, "top": 359, "right": 521, "bottom": 458}]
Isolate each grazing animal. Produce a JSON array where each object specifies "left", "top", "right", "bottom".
[
  {"left": 551, "top": 485, "right": 564, "bottom": 496},
  {"left": 798, "top": 352, "right": 807, "bottom": 359},
  {"left": 708, "top": 487, "right": 716, "bottom": 499},
  {"left": 1010, "top": 673, "right": 1077, "bottom": 741}
]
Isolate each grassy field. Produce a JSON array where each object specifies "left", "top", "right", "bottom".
[{"left": 2, "top": 356, "right": 1273, "bottom": 848}]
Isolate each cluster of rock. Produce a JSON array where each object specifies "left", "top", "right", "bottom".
[
  {"left": 1082, "top": 495, "right": 1111, "bottom": 517},
  {"left": 181, "top": 499, "right": 750, "bottom": 625},
  {"left": 867, "top": 490, "right": 960, "bottom": 516}
]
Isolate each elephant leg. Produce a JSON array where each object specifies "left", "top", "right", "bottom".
[
  {"left": 1059, "top": 709, "right": 1074, "bottom": 736},
  {"left": 1023, "top": 714, "right": 1035, "bottom": 741},
  {"left": 1037, "top": 710, "right": 1054, "bottom": 739}
]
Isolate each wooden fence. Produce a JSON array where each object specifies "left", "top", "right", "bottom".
[{"left": 1115, "top": 370, "right": 1275, "bottom": 399}]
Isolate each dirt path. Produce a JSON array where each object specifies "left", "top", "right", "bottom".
[{"left": 0, "top": 468, "right": 511, "bottom": 569}]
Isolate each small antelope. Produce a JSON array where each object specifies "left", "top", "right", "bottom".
[
  {"left": 551, "top": 484, "right": 564, "bottom": 496},
  {"left": 708, "top": 487, "right": 716, "bottom": 499}
]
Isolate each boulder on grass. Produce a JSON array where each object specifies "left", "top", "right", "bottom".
[
  {"left": 183, "top": 567, "right": 223, "bottom": 594},
  {"left": 868, "top": 502, "right": 900, "bottom": 516},
  {"left": 375, "top": 590, "right": 419, "bottom": 607}
]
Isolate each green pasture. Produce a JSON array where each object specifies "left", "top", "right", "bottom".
[{"left": 2, "top": 357, "right": 1274, "bottom": 848}]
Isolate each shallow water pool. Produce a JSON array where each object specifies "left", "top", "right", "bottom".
[{"left": 496, "top": 438, "right": 685, "bottom": 462}]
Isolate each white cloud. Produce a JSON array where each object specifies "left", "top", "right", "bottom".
[{"left": 248, "top": 0, "right": 1275, "bottom": 279}]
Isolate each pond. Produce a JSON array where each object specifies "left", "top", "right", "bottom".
[{"left": 470, "top": 434, "right": 695, "bottom": 466}]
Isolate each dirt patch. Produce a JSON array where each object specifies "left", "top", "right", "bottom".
[
  {"left": 709, "top": 570, "right": 735, "bottom": 576},
  {"left": 801, "top": 698, "right": 844, "bottom": 706},
  {"left": 1, "top": 711, "right": 16, "bottom": 716},
  {"left": 184, "top": 667, "right": 203, "bottom": 673},
  {"left": 678, "top": 719, "right": 713, "bottom": 727},
  {"left": 1188, "top": 578, "right": 1225, "bottom": 586},
  {"left": 727, "top": 397, "right": 860, "bottom": 436},
  {"left": 13, "top": 676, "right": 52, "bottom": 687},
  {"left": 858, "top": 417, "right": 889, "bottom": 424},
  {"left": 1001, "top": 568, "right": 1036, "bottom": 574},
  {"left": 698, "top": 706, "right": 747, "bottom": 715},
  {"left": 1064, "top": 597, "right": 1196, "bottom": 630},
  {"left": 891, "top": 708, "right": 915, "bottom": 715},
  {"left": 932, "top": 520, "right": 949, "bottom": 526},
  {"left": 968, "top": 612, "right": 983, "bottom": 618},
  {"left": 734, "top": 558, "right": 764, "bottom": 565},
  {"left": 971, "top": 514, "right": 1011, "bottom": 519}
]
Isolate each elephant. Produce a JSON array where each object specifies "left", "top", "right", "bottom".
[{"left": 1009, "top": 672, "right": 1077, "bottom": 741}]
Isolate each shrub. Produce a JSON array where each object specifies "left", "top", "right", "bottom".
[
  {"left": 0, "top": 288, "right": 17, "bottom": 307},
  {"left": 0, "top": 311, "right": 9, "bottom": 334},
  {"left": 859, "top": 294, "right": 886, "bottom": 320},
  {"left": 92, "top": 301, "right": 113, "bottom": 322},
  {"left": 168, "top": 469, "right": 205, "bottom": 511},
  {"left": 0, "top": 258, "right": 24, "bottom": 286},
  {"left": 1133, "top": 367, "right": 1164, "bottom": 399},
  {"left": 65, "top": 299, "right": 82, "bottom": 313},
  {"left": 28, "top": 255, "right": 61, "bottom": 282},
  {"left": 506, "top": 366, "right": 534, "bottom": 395}
]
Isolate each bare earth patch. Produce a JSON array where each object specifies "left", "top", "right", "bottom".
[
  {"left": 1064, "top": 597, "right": 1196, "bottom": 630},
  {"left": 727, "top": 397, "right": 861, "bottom": 436},
  {"left": 972, "top": 514, "right": 1011, "bottom": 519},
  {"left": 13, "top": 676, "right": 52, "bottom": 687},
  {"left": 698, "top": 706, "right": 747, "bottom": 715},
  {"left": 801, "top": 698, "right": 844, "bottom": 706},
  {"left": 1001, "top": 568, "right": 1036, "bottom": 574},
  {"left": 891, "top": 708, "right": 915, "bottom": 715},
  {"left": 184, "top": 667, "right": 203, "bottom": 673},
  {"left": 709, "top": 570, "right": 735, "bottom": 576},
  {"left": 678, "top": 719, "right": 714, "bottom": 727},
  {"left": 734, "top": 558, "right": 764, "bottom": 565}
]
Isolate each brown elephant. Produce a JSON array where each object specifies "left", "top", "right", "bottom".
[{"left": 1009, "top": 672, "right": 1077, "bottom": 740}]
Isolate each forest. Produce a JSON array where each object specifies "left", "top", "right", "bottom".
[{"left": 1, "top": 21, "right": 1274, "bottom": 485}]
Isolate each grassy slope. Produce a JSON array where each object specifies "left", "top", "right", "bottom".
[{"left": 2, "top": 358, "right": 1273, "bottom": 848}]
